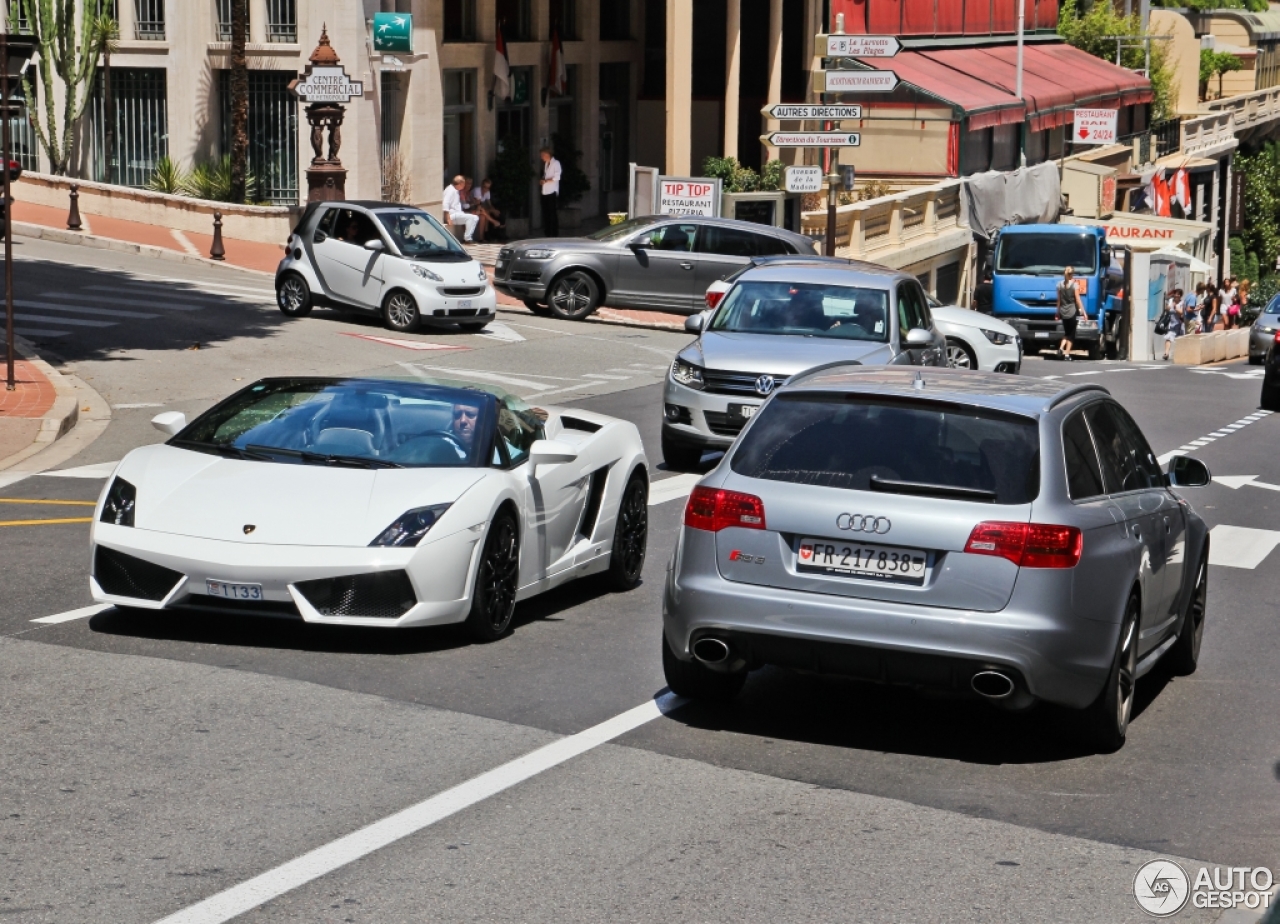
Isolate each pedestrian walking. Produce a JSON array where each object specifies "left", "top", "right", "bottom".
[
  {"left": 1203, "top": 279, "right": 1220, "bottom": 332},
  {"left": 1056, "top": 265, "right": 1084, "bottom": 361},
  {"left": 1160, "top": 289, "right": 1185, "bottom": 361},
  {"left": 1228, "top": 278, "right": 1248, "bottom": 329},
  {"left": 539, "top": 147, "right": 562, "bottom": 238},
  {"left": 442, "top": 175, "right": 478, "bottom": 242}
]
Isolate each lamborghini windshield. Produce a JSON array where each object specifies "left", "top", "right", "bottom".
[{"left": 172, "top": 378, "right": 543, "bottom": 469}]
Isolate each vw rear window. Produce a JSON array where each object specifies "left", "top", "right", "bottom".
[{"left": 730, "top": 395, "right": 1040, "bottom": 504}]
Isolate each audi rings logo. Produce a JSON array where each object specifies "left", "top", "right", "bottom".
[
  {"left": 836, "top": 514, "right": 892, "bottom": 534},
  {"left": 754, "top": 375, "right": 776, "bottom": 396}
]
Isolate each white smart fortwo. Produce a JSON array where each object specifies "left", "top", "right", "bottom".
[
  {"left": 275, "top": 201, "right": 497, "bottom": 333},
  {"left": 89, "top": 376, "right": 649, "bottom": 640}
]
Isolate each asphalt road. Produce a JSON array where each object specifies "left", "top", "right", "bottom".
[{"left": 1, "top": 237, "right": 1276, "bottom": 923}]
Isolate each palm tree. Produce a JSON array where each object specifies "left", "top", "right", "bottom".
[
  {"left": 228, "top": 0, "right": 249, "bottom": 202},
  {"left": 88, "top": 13, "right": 119, "bottom": 183}
]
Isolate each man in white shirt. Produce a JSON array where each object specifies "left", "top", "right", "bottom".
[
  {"left": 539, "top": 147, "right": 562, "bottom": 237},
  {"left": 442, "top": 175, "right": 478, "bottom": 242}
]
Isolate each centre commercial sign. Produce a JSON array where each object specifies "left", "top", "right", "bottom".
[{"left": 291, "top": 65, "right": 363, "bottom": 103}]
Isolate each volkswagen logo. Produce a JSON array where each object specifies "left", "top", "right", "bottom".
[
  {"left": 835, "top": 514, "right": 891, "bottom": 534},
  {"left": 754, "top": 374, "right": 776, "bottom": 396}
]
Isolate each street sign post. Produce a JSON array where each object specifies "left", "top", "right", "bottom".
[
  {"left": 763, "top": 104, "right": 862, "bottom": 121},
  {"left": 1073, "top": 108, "right": 1118, "bottom": 145},
  {"left": 763, "top": 132, "right": 861, "bottom": 147},
  {"left": 784, "top": 166, "right": 824, "bottom": 194},
  {"left": 1, "top": 33, "right": 35, "bottom": 393},
  {"left": 371, "top": 13, "right": 413, "bottom": 54},
  {"left": 815, "top": 34, "right": 902, "bottom": 58},
  {"left": 813, "top": 70, "right": 900, "bottom": 93}
]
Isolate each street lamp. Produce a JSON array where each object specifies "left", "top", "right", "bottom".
[{"left": 2, "top": 33, "right": 36, "bottom": 392}]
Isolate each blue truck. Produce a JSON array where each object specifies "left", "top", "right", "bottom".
[{"left": 990, "top": 223, "right": 1123, "bottom": 359}]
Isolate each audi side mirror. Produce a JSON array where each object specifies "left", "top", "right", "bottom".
[
  {"left": 1168, "top": 456, "right": 1211, "bottom": 488},
  {"left": 628, "top": 235, "right": 652, "bottom": 250}
]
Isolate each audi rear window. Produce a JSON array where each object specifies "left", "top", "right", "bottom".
[{"left": 730, "top": 395, "right": 1040, "bottom": 504}]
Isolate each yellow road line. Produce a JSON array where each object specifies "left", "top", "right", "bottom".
[
  {"left": 0, "top": 517, "right": 94, "bottom": 527},
  {"left": 0, "top": 498, "right": 97, "bottom": 506}
]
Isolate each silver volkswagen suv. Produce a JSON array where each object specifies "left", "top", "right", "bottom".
[
  {"left": 662, "top": 261, "right": 946, "bottom": 470},
  {"left": 662, "top": 366, "right": 1212, "bottom": 750}
]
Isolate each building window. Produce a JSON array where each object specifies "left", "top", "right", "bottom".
[
  {"left": 94, "top": 0, "right": 116, "bottom": 16},
  {"left": 134, "top": 0, "right": 165, "bottom": 40},
  {"left": 444, "top": 0, "right": 476, "bottom": 42},
  {"left": 598, "top": 62, "right": 629, "bottom": 193},
  {"left": 218, "top": 70, "right": 299, "bottom": 203},
  {"left": 549, "top": 64, "right": 576, "bottom": 145},
  {"left": 216, "top": 0, "right": 249, "bottom": 43},
  {"left": 496, "top": 0, "right": 531, "bottom": 41},
  {"left": 443, "top": 69, "right": 476, "bottom": 184},
  {"left": 550, "top": 0, "right": 576, "bottom": 40},
  {"left": 7, "top": 0, "right": 29, "bottom": 32},
  {"left": 90, "top": 67, "right": 168, "bottom": 188},
  {"left": 380, "top": 72, "right": 406, "bottom": 200},
  {"left": 266, "top": 0, "right": 296, "bottom": 43},
  {"left": 5, "top": 82, "right": 38, "bottom": 171},
  {"left": 600, "top": 0, "right": 629, "bottom": 40}
]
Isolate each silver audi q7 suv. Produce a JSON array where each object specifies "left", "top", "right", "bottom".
[{"left": 662, "top": 366, "right": 1211, "bottom": 751}]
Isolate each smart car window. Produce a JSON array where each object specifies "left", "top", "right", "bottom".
[
  {"left": 731, "top": 395, "right": 1040, "bottom": 504},
  {"left": 709, "top": 281, "right": 890, "bottom": 342},
  {"left": 334, "top": 211, "right": 378, "bottom": 246},
  {"left": 1063, "top": 410, "right": 1106, "bottom": 500},
  {"left": 317, "top": 208, "right": 338, "bottom": 236}
]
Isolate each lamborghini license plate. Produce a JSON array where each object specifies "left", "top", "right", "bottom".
[{"left": 206, "top": 580, "right": 263, "bottom": 601}]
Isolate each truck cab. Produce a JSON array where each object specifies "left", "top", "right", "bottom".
[{"left": 990, "top": 224, "right": 1121, "bottom": 359}]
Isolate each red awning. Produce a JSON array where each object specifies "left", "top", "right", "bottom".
[{"left": 875, "top": 43, "right": 1154, "bottom": 132}]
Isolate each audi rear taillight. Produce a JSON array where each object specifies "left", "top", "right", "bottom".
[
  {"left": 1274, "top": 330, "right": 1280, "bottom": 344},
  {"left": 684, "top": 487, "right": 766, "bottom": 532},
  {"left": 705, "top": 290, "right": 725, "bottom": 310},
  {"left": 965, "top": 521, "right": 1082, "bottom": 568}
]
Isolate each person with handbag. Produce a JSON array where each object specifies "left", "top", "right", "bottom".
[
  {"left": 1056, "top": 266, "right": 1084, "bottom": 361},
  {"left": 1159, "top": 289, "right": 1184, "bottom": 361}
]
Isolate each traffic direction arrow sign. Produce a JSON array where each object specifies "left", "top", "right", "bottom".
[
  {"left": 816, "top": 34, "right": 903, "bottom": 58},
  {"left": 763, "top": 104, "right": 862, "bottom": 120},
  {"left": 814, "top": 70, "right": 900, "bottom": 93},
  {"left": 763, "top": 132, "right": 861, "bottom": 147}
]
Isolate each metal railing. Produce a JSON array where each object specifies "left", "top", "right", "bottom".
[
  {"left": 89, "top": 67, "right": 169, "bottom": 188},
  {"left": 218, "top": 70, "right": 298, "bottom": 204},
  {"left": 266, "top": 0, "right": 296, "bottom": 43},
  {"left": 215, "top": 0, "right": 248, "bottom": 42},
  {"left": 1117, "top": 129, "right": 1152, "bottom": 165},
  {"left": 133, "top": 0, "right": 164, "bottom": 40},
  {"left": 1151, "top": 118, "right": 1181, "bottom": 159},
  {"left": 5, "top": 85, "right": 38, "bottom": 171}
]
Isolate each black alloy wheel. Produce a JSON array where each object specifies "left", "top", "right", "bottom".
[
  {"left": 383, "top": 290, "right": 420, "bottom": 333},
  {"left": 944, "top": 337, "right": 976, "bottom": 370},
  {"left": 464, "top": 513, "right": 520, "bottom": 642},
  {"left": 1083, "top": 593, "right": 1140, "bottom": 752},
  {"left": 546, "top": 271, "right": 600, "bottom": 321},
  {"left": 1168, "top": 557, "right": 1207, "bottom": 675},
  {"left": 276, "top": 273, "right": 312, "bottom": 317},
  {"left": 603, "top": 475, "right": 648, "bottom": 591}
]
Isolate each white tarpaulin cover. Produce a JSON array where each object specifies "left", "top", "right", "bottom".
[{"left": 965, "top": 162, "right": 1063, "bottom": 240}]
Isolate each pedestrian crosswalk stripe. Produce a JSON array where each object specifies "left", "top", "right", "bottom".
[
  {"left": 1208, "top": 525, "right": 1280, "bottom": 569},
  {"left": 46, "top": 292, "right": 205, "bottom": 311},
  {"left": 83, "top": 283, "right": 262, "bottom": 304},
  {"left": 15, "top": 299, "right": 158, "bottom": 319},
  {"left": 14, "top": 313, "right": 115, "bottom": 328}
]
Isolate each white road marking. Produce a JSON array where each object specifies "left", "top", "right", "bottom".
[
  {"left": 112, "top": 403, "right": 165, "bottom": 409},
  {"left": 406, "top": 364, "right": 570, "bottom": 391},
  {"left": 1065, "top": 370, "right": 1104, "bottom": 376},
  {"left": 1207, "top": 525, "right": 1280, "bottom": 569},
  {"left": 30, "top": 604, "right": 112, "bottom": 625},
  {"left": 1212, "top": 475, "right": 1280, "bottom": 493},
  {"left": 581, "top": 373, "right": 632, "bottom": 381},
  {"left": 1155, "top": 410, "right": 1274, "bottom": 464},
  {"left": 0, "top": 473, "right": 31, "bottom": 489},
  {"left": 475, "top": 322, "right": 526, "bottom": 343},
  {"left": 14, "top": 313, "right": 116, "bottom": 328},
  {"left": 343, "top": 333, "right": 467, "bottom": 352},
  {"left": 150, "top": 693, "right": 683, "bottom": 924},
  {"left": 42, "top": 461, "right": 118, "bottom": 479},
  {"left": 16, "top": 299, "right": 159, "bottom": 319},
  {"left": 1189, "top": 366, "right": 1265, "bottom": 380},
  {"left": 170, "top": 229, "right": 201, "bottom": 256},
  {"left": 151, "top": 278, "right": 275, "bottom": 297},
  {"left": 47, "top": 292, "right": 207, "bottom": 311},
  {"left": 501, "top": 320, "right": 573, "bottom": 336},
  {"left": 648, "top": 473, "right": 701, "bottom": 506}
]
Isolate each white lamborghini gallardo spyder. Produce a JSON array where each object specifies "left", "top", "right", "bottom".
[{"left": 89, "top": 376, "right": 649, "bottom": 640}]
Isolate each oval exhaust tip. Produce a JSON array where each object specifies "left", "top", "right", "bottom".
[
  {"left": 692, "top": 637, "right": 731, "bottom": 665},
  {"left": 971, "top": 671, "right": 1015, "bottom": 699}
]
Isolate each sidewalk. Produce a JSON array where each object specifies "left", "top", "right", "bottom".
[{"left": 0, "top": 341, "right": 80, "bottom": 472}]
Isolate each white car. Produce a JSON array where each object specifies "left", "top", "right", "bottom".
[
  {"left": 275, "top": 201, "right": 497, "bottom": 334},
  {"left": 90, "top": 376, "right": 649, "bottom": 640},
  {"left": 927, "top": 298, "right": 1022, "bottom": 373}
]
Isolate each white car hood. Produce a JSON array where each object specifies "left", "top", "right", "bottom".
[
  {"left": 930, "top": 305, "right": 1018, "bottom": 336},
  {"left": 116, "top": 444, "right": 486, "bottom": 547}
]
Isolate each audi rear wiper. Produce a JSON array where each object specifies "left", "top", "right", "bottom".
[{"left": 869, "top": 475, "right": 997, "bottom": 502}]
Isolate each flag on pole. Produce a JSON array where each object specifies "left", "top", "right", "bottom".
[
  {"left": 549, "top": 28, "right": 567, "bottom": 96},
  {"left": 1172, "top": 168, "right": 1192, "bottom": 216},
  {"left": 494, "top": 26, "right": 511, "bottom": 101}
]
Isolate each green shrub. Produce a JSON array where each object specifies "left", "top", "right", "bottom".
[
  {"left": 146, "top": 156, "right": 188, "bottom": 195},
  {"left": 182, "top": 155, "right": 260, "bottom": 203}
]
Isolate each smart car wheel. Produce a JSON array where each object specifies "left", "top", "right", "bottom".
[
  {"left": 1082, "top": 593, "right": 1139, "bottom": 752},
  {"left": 1168, "top": 556, "right": 1206, "bottom": 676},
  {"left": 524, "top": 299, "right": 552, "bottom": 316},
  {"left": 547, "top": 271, "right": 600, "bottom": 321},
  {"left": 382, "top": 290, "right": 420, "bottom": 332},
  {"left": 603, "top": 474, "right": 648, "bottom": 591},
  {"left": 276, "top": 273, "right": 312, "bottom": 317},
  {"left": 465, "top": 512, "right": 520, "bottom": 643},
  {"left": 661, "top": 632, "right": 746, "bottom": 702},
  {"left": 945, "top": 337, "right": 976, "bottom": 370}
]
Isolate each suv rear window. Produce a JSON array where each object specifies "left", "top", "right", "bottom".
[{"left": 730, "top": 395, "right": 1041, "bottom": 504}]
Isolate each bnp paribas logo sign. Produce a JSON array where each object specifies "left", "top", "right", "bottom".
[{"left": 372, "top": 13, "right": 412, "bottom": 54}]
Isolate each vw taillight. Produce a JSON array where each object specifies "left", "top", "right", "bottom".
[
  {"left": 684, "top": 487, "right": 766, "bottom": 532},
  {"left": 965, "top": 521, "right": 1082, "bottom": 568}
]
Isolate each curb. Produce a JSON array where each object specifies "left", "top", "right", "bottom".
[
  {"left": 0, "top": 335, "right": 80, "bottom": 472},
  {"left": 12, "top": 221, "right": 275, "bottom": 278}
]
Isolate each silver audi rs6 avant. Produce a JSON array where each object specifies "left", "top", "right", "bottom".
[{"left": 662, "top": 366, "right": 1212, "bottom": 750}]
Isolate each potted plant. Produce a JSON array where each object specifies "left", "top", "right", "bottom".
[{"left": 706, "top": 156, "right": 801, "bottom": 230}]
